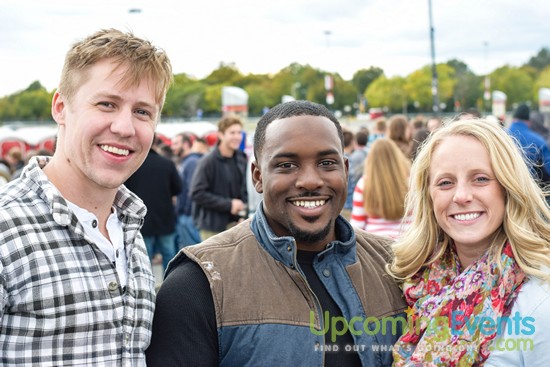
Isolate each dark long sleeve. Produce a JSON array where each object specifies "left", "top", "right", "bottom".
[{"left": 146, "top": 257, "right": 218, "bottom": 367}]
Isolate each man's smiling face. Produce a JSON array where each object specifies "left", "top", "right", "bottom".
[{"left": 252, "top": 115, "right": 348, "bottom": 251}]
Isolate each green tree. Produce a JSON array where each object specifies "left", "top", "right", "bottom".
[
  {"left": 490, "top": 66, "right": 534, "bottom": 108},
  {"left": 351, "top": 67, "right": 384, "bottom": 95},
  {"left": 25, "top": 80, "right": 47, "bottom": 92},
  {"left": 0, "top": 96, "right": 17, "bottom": 121},
  {"left": 447, "top": 59, "right": 483, "bottom": 112},
  {"left": 332, "top": 74, "right": 358, "bottom": 112},
  {"left": 204, "top": 62, "right": 243, "bottom": 85},
  {"left": 365, "top": 75, "right": 406, "bottom": 112},
  {"left": 163, "top": 74, "right": 205, "bottom": 118},
  {"left": 403, "top": 64, "right": 456, "bottom": 111},
  {"left": 15, "top": 89, "right": 52, "bottom": 120},
  {"left": 526, "top": 48, "right": 550, "bottom": 72},
  {"left": 202, "top": 85, "right": 223, "bottom": 114},
  {"left": 245, "top": 84, "right": 275, "bottom": 116},
  {"left": 271, "top": 63, "right": 311, "bottom": 101},
  {"left": 533, "top": 65, "right": 550, "bottom": 104}
]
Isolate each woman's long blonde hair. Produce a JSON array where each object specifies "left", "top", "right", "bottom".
[
  {"left": 363, "top": 138, "right": 411, "bottom": 220},
  {"left": 388, "top": 118, "right": 550, "bottom": 280}
]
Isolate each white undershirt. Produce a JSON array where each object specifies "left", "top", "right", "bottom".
[{"left": 67, "top": 201, "right": 128, "bottom": 288}]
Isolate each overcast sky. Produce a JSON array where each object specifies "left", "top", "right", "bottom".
[{"left": 1, "top": 0, "right": 549, "bottom": 97}]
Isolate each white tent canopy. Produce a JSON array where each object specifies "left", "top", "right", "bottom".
[{"left": 155, "top": 121, "right": 217, "bottom": 139}]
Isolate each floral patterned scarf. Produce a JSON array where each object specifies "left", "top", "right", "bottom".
[{"left": 393, "top": 242, "right": 525, "bottom": 366}]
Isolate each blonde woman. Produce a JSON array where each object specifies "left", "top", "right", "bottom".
[
  {"left": 389, "top": 119, "right": 550, "bottom": 366},
  {"left": 350, "top": 138, "right": 411, "bottom": 238}
]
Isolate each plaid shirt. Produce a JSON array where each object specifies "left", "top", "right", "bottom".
[{"left": 0, "top": 157, "right": 155, "bottom": 366}]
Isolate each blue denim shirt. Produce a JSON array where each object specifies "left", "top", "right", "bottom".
[{"left": 248, "top": 206, "right": 405, "bottom": 366}]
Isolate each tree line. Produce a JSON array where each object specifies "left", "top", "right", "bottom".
[{"left": 1, "top": 48, "right": 549, "bottom": 122}]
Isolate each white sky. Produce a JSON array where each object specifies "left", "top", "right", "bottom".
[{"left": 1, "top": 0, "right": 549, "bottom": 97}]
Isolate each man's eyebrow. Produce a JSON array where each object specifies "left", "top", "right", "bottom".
[
  {"left": 271, "top": 149, "right": 340, "bottom": 160},
  {"left": 92, "top": 92, "right": 157, "bottom": 110},
  {"left": 317, "top": 149, "right": 340, "bottom": 157},
  {"left": 272, "top": 152, "right": 298, "bottom": 160},
  {"left": 92, "top": 92, "right": 122, "bottom": 101}
]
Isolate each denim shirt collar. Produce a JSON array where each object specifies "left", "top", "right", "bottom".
[{"left": 250, "top": 201, "right": 357, "bottom": 268}]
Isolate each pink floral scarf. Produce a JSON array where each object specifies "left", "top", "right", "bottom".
[{"left": 393, "top": 242, "right": 525, "bottom": 366}]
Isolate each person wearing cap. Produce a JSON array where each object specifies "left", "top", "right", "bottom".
[{"left": 507, "top": 103, "right": 550, "bottom": 186}]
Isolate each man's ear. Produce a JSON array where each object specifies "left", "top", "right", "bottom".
[
  {"left": 51, "top": 91, "right": 67, "bottom": 126},
  {"left": 251, "top": 160, "right": 263, "bottom": 194},
  {"left": 344, "top": 155, "right": 350, "bottom": 180}
]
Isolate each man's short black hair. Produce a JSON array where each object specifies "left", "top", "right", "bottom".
[{"left": 253, "top": 100, "right": 344, "bottom": 161}]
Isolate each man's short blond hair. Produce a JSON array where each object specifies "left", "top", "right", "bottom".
[{"left": 58, "top": 28, "right": 173, "bottom": 107}]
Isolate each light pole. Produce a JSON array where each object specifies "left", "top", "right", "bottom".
[
  {"left": 324, "top": 30, "right": 334, "bottom": 106},
  {"left": 428, "top": 0, "right": 439, "bottom": 113},
  {"left": 483, "top": 41, "right": 491, "bottom": 112},
  {"left": 324, "top": 30, "right": 332, "bottom": 48}
]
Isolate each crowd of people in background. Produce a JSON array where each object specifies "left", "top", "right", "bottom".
[
  {"left": 113, "top": 100, "right": 550, "bottom": 275},
  {"left": 3, "top": 103, "right": 550, "bottom": 273}
]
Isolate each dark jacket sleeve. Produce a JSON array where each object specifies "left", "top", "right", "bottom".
[
  {"left": 146, "top": 257, "right": 218, "bottom": 367},
  {"left": 190, "top": 153, "right": 232, "bottom": 213},
  {"left": 170, "top": 159, "right": 183, "bottom": 197},
  {"left": 238, "top": 151, "right": 249, "bottom": 207}
]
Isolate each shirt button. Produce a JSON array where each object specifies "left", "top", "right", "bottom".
[
  {"left": 92, "top": 220, "right": 98, "bottom": 228},
  {"left": 322, "top": 269, "right": 331, "bottom": 277},
  {"left": 108, "top": 281, "right": 119, "bottom": 291},
  {"left": 116, "top": 249, "right": 119, "bottom": 258}
]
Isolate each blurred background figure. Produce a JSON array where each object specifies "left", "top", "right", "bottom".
[
  {"left": 343, "top": 128, "right": 369, "bottom": 219},
  {"left": 349, "top": 128, "right": 369, "bottom": 184},
  {"left": 410, "top": 128, "right": 431, "bottom": 162},
  {"left": 507, "top": 103, "right": 550, "bottom": 189},
  {"left": 172, "top": 133, "right": 203, "bottom": 249},
  {"left": 4, "top": 146, "right": 25, "bottom": 180},
  {"left": 125, "top": 136, "right": 182, "bottom": 270},
  {"left": 171, "top": 132, "right": 194, "bottom": 164},
  {"left": 457, "top": 107, "right": 481, "bottom": 120},
  {"left": 388, "top": 114, "right": 412, "bottom": 159},
  {"left": 367, "top": 117, "right": 386, "bottom": 148},
  {"left": 0, "top": 159, "right": 11, "bottom": 186},
  {"left": 350, "top": 138, "right": 411, "bottom": 239},
  {"left": 341, "top": 129, "right": 355, "bottom": 220},
  {"left": 427, "top": 117, "right": 443, "bottom": 132},
  {"left": 190, "top": 115, "right": 248, "bottom": 240},
  {"left": 529, "top": 110, "right": 550, "bottom": 143},
  {"left": 10, "top": 148, "right": 54, "bottom": 180}
]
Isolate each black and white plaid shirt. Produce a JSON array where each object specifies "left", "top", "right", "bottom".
[{"left": 0, "top": 157, "right": 155, "bottom": 366}]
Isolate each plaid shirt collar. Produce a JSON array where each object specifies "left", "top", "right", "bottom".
[{"left": 22, "top": 156, "right": 147, "bottom": 227}]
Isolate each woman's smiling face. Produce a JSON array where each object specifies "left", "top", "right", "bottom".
[{"left": 429, "top": 135, "right": 505, "bottom": 263}]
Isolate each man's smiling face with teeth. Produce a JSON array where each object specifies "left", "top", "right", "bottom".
[
  {"left": 51, "top": 58, "right": 159, "bottom": 191},
  {"left": 100, "top": 145, "right": 130, "bottom": 156},
  {"left": 252, "top": 115, "right": 348, "bottom": 251}
]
